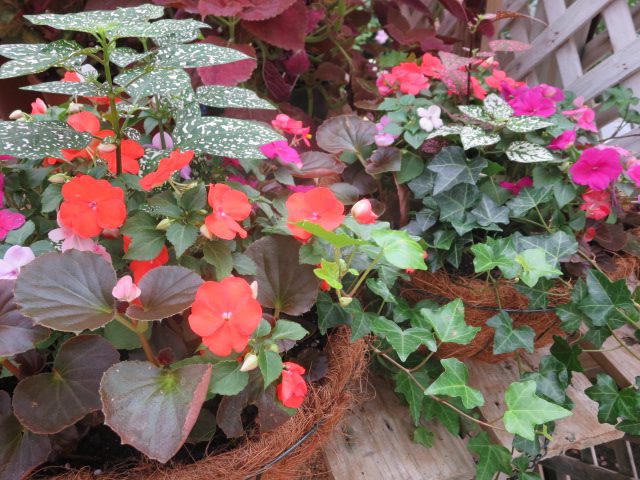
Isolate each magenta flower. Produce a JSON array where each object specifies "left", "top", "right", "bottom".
[
  {"left": 375, "top": 29, "right": 389, "bottom": 44},
  {"left": 510, "top": 88, "right": 557, "bottom": 117},
  {"left": 627, "top": 164, "right": 640, "bottom": 187},
  {"left": 570, "top": 147, "right": 622, "bottom": 190},
  {"left": 0, "top": 245, "right": 34, "bottom": 280},
  {"left": 260, "top": 140, "right": 302, "bottom": 168},
  {"left": 499, "top": 177, "right": 533, "bottom": 195},
  {"left": 287, "top": 184, "right": 315, "bottom": 193},
  {"left": 563, "top": 96, "right": 597, "bottom": 132},
  {"left": 538, "top": 84, "right": 564, "bottom": 102},
  {"left": 375, "top": 115, "right": 398, "bottom": 146},
  {"left": 0, "top": 210, "right": 25, "bottom": 240},
  {"left": 549, "top": 130, "right": 576, "bottom": 150}
]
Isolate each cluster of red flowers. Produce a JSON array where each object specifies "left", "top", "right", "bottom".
[{"left": 377, "top": 53, "right": 444, "bottom": 96}]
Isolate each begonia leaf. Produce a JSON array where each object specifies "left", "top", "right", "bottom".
[
  {"left": 365, "top": 146, "right": 402, "bottom": 175},
  {"left": 14, "top": 250, "right": 117, "bottom": 333},
  {"left": 295, "top": 152, "right": 346, "bottom": 178},
  {"left": 12, "top": 335, "right": 119, "bottom": 434},
  {"left": 0, "top": 121, "right": 91, "bottom": 160},
  {"left": 126, "top": 266, "right": 203, "bottom": 321},
  {"left": 424, "top": 358, "right": 484, "bottom": 409},
  {"left": 245, "top": 235, "right": 318, "bottom": 315},
  {"left": 100, "top": 361, "right": 212, "bottom": 463},
  {"left": 316, "top": 115, "right": 376, "bottom": 155},
  {"left": 0, "top": 280, "right": 49, "bottom": 357}
]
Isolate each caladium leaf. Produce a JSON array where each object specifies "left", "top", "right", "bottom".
[
  {"left": 486, "top": 311, "right": 534, "bottom": 354},
  {"left": 506, "top": 141, "right": 554, "bottom": 163},
  {"left": 427, "top": 146, "right": 487, "bottom": 195},
  {"left": 101, "top": 361, "right": 212, "bottom": 463},
  {"left": 22, "top": 80, "right": 102, "bottom": 96},
  {"left": 173, "top": 116, "right": 283, "bottom": 159},
  {"left": 371, "top": 317, "right": 435, "bottom": 361},
  {"left": 424, "top": 358, "right": 484, "bottom": 409},
  {"left": 503, "top": 381, "right": 572, "bottom": 440},
  {"left": 12, "top": 335, "right": 119, "bottom": 434},
  {"left": 467, "top": 431, "right": 512, "bottom": 480},
  {"left": 245, "top": 235, "right": 319, "bottom": 315},
  {"left": 14, "top": 250, "right": 117, "bottom": 333},
  {"left": 0, "top": 40, "right": 85, "bottom": 79},
  {"left": 459, "top": 126, "right": 500, "bottom": 150},
  {"left": 316, "top": 115, "right": 376, "bottom": 155},
  {"left": 421, "top": 299, "right": 479, "bottom": 345},
  {"left": 0, "top": 392, "right": 51, "bottom": 480},
  {"left": 126, "top": 266, "right": 203, "bottom": 321},
  {"left": 0, "top": 121, "right": 91, "bottom": 160},
  {"left": 197, "top": 85, "right": 275, "bottom": 109},
  {"left": 0, "top": 280, "right": 49, "bottom": 357},
  {"left": 483, "top": 93, "right": 514, "bottom": 120}
]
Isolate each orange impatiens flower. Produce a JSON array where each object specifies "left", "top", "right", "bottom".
[
  {"left": 139, "top": 149, "right": 194, "bottom": 191},
  {"left": 276, "top": 362, "right": 308, "bottom": 408},
  {"left": 285, "top": 187, "right": 344, "bottom": 242},
  {"left": 188, "top": 277, "right": 262, "bottom": 357},
  {"left": 122, "top": 235, "right": 169, "bottom": 283},
  {"left": 99, "top": 139, "right": 145, "bottom": 175},
  {"left": 204, "top": 184, "right": 252, "bottom": 240},
  {"left": 59, "top": 176, "right": 126, "bottom": 238}
]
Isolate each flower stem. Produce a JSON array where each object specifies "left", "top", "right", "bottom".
[
  {"left": 114, "top": 314, "right": 159, "bottom": 366},
  {"left": 98, "top": 33, "right": 123, "bottom": 175},
  {"left": 1, "top": 358, "right": 21, "bottom": 377},
  {"left": 347, "top": 252, "right": 384, "bottom": 297}
]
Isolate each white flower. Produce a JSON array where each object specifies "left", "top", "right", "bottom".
[
  {"left": 375, "top": 29, "right": 389, "bottom": 44},
  {"left": 417, "top": 105, "right": 443, "bottom": 132}
]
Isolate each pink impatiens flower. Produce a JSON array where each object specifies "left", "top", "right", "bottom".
[
  {"left": 570, "top": 147, "right": 622, "bottom": 190},
  {"left": 0, "top": 210, "right": 25, "bottom": 240},
  {"left": 30, "top": 98, "right": 47, "bottom": 115},
  {"left": 112, "top": 275, "right": 141, "bottom": 303},
  {"left": 499, "top": 177, "right": 533, "bottom": 195},
  {"left": 549, "top": 130, "right": 576, "bottom": 151},
  {"left": 374, "top": 115, "right": 397, "bottom": 147},
  {"left": 260, "top": 140, "right": 302, "bottom": 168},
  {"left": 0, "top": 245, "right": 35, "bottom": 280},
  {"left": 563, "top": 96, "right": 597, "bottom": 133},
  {"left": 507, "top": 85, "right": 558, "bottom": 117}
]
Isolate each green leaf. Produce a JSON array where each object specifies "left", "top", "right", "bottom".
[
  {"left": 585, "top": 374, "right": 640, "bottom": 425},
  {"left": 471, "top": 239, "right": 518, "bottom": 276},
  {"left": 371, "top": 317, "right": 435, "bottom": 361},
  {"left": 434, "top": 183, "right": 481, "bottom": 223},
  {"left": 0, "top": 280, "right": 50, "bottom": 357},
  {"left": 0, "top": 120, "right": 91, "bottom": 160},
  {"left": 5, "top": 221, "right": 34, "bottom": 245},
  {"left": 209, "top": 361, "right": 249, "bottom": 395},
  {"left": 426, "top": 146, "right": 487, "bottom": 195},
  {"left": 121, "top": 211, "right": 166, "bottom": 261},
  {"left": 413, "top": 426, "right": 435, "bottom": 447},
  {"left": 166, "top": 223, "right": 198, "bottom": 258},
  {"left": 314, "top": 260, "right": 342, "bottom": 289},
  {"left": 484, "top": 93, "right": 514, "bottom": 120},
  {"left": 346, "top": 299, "right": 377, "bottom": 341},
  {"left": 578, "top": 270, "right": 633, "bottom": 327},
  {"left": 100, "top": 360, "right": 212, "bottom": 463},
  {"left": 397, "top": 152, "right": 424, "bottom": 183},
  {"left": 366, "top": 278, "right": 398, "bottom": 304},
  {"left": 174, "top": 116, "right": 283, "bottom": 160},
  {"left": 0, "top": 40, "right": 85, "bottom": 79},
  {"left": 469, "top": 194, "right": 509, "bottom": 227},
  {"left": 394, "top": 370, "right": 430, "bottom": 425},
  {"left": 12, "top": 335, "right": 118, "bottom": 434},
  {"left": 41, "top": 183, "right": 62, "bottom": 213},
  {"left": 232, "top": 252, "right": 257, "bottom": 275},
  {"left": 550, "top": 336, "right": 583, "bottom": 375},
  {"left": 487, "top": 311, "right": 534, "bottom": 354},
  {"left": 202, "top": 240, "right": 234, "bottom": 280},
  {"left": 179, "top": 184, "right": 207, "bottom": 212},
  {"left": 459, "top": 126, "right": 500, "bottom": 150},
  {"left": 197, "top": 85, "right": 274, "bottom": 110},
  {"left": 468, "top": 431, "right": 512, "bottom": 480},
  {"left": 126, "top": 266, "right": 203, "bottom": 321},
  {"left": 295, "top": 221, "right": 369, "bottom": 248},
  {"left": 270, "top": 320, "right": 308, "bottom": 342},
  {"left": 503, "top": 380, "right": 572, "bottom": 440},
  {"left": 316, "top": 291, "right": 350, "bottom": 334},
  {"left": 515, "top": 248, "right": 562, "bottom": 287},
  {"left": 506, "top": 141, "right": 554, "bottom": 163},
  {"left": 506, "top": 116, "right": 554, "bottom": 132},
  {"left": 421, "top": 299, "right": 480, "bottom": 345},
  {"left": 14, "top": 250, "right": 116, "bottom": 332},
  {"left": 507, "top": 186, "right": 552, "bottom": 217},
  {"left": 103, "top": 319, "right": 148, "bottom": 350},
  {"left": 424, "top": 358, "right": 484, "bottom": 409},
  {"left": 371, "top": 230, "right": 427, "bottom": 270},
  {"left": 258, "top": 350, "right": 283, "bottom": 388},
  {"left": 514, "top": 231, "right": 578, "bottom": 267}
]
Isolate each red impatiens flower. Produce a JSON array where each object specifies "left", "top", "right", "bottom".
[
  {"left": 62, "top": 71, "right": 122, "bottom": 105},
  {"left": 122, "top": 235, "right": 169, "bottom": 283},
  {"left": 99, "top": 139, "right": 145, "bottom": 175},
  {"left": 579, "top": 189, "right": 611, "bottom": 220},
  {"left": 204, "top": 184, "right": 252, "bottom": 240},
  {"left": 59, "top": 176, "right": 126, "bottom": 238},
  {"left": 188, "top": 277, "right": 262, "bottom": 357},
  {"left": 286, "top": 187, "right": 345, "bottom": 242},
  {"left": 61, "top": 111, "right": 114, "bottom": 161},
  {"left": 391, "top": 62, "right": 430, "bottom": 95},
  {"left": 276, "top": 362, "right": 308, "bottom": 409},
  {"left": 351, "top": 199, "right": 378, "bottom": 224},
  {"left": 139, "top": 149, "right": 194, "bottom": 191}
]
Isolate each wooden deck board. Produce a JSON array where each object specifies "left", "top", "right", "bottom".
[{"left": 582, "top": 325, "right": 640, "bottom": 388}]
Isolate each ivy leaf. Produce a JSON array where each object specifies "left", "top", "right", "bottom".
[
  {"left": 506, "top": 116, "right": 554, "bottom": 133},
  {"left": 421, "top": 299, "right": 480, "bottom": 345},
  {"left": 209, "top": 361, "right": 249, "bottom": 395},
  {"left": 100, "top": 361, "right": 212, "bottom": 463},
  {"left": 314, "top": 260, "right": 342, "bottom": 289},
  {"left": 487, "top": 311, "right": 534, "bottom": 354},
  {"left": 507, "top": 186, "right": 552, "bottom": 217},
  {"left": 469, "top": 194, "right": 509, "bottom": 226},
  {"left": 166, "top": 223, "right": 198, "bottom": 258},
  {"left": 316, "top": 292, "right": 350, "bottom": 334},
  {"left": 12, "top": 335, "right": 119, "bottom": 434},
  {"left": 0, "top": 280, "right": 49, "bottom": 357},
  {"left": 394, "top": 370, "right": 430, "bottom": 425},
  {"left": 459, "top": 126, "right": 500, "bottom": 150},
  {"left": 503, "top": 380, "right": 572, "bottom": 440},
  {"left": 484, "top": 93, "right": 514, "bottom": 120},
  {"left": 468, "top": 431, "right": 512, "bottom": 480},
  {"left": 424, "top": 358, "right": 484, "bottom": 409},
  {"left": 515, "top": 248, "right": 562, "bottom": 287},
  {"left": 514, "top": 231, "right": 578, "bottom": 267},
  {"left": 197, "top": 85, "right": 274, "bottom": 109},
  {"left": 371, "top": 230, "right": 427, "bottom": 270},
  {"left": 471, "top": 239, "right": 517, "bottom": 277},
  {"left": 426, "top": 146, "right": 487, "bottom": 195},
  {"left": 506, "top": 141, "right": 554, "bottom": 163},
  {"left": 434, "top": 183, "right": 481, "bottom": 223},
  {"left": 413, "top": 426, "right": 435, "bottom": 447},
  {"left": 371, "top": 317, "right": 435, "bottom": 361},
  {"left": 550, "top": 336, "right": 583, "bottom": 376},
  {"left": 0, "top": 120, "right": 91, "bottom": 160},
  {"left": 14, "top": 250, "right": 116, "bottom": 333},
  {"left": 347, "top": 299, "right": 377, "bottom": 341},
  {"left": 366, "top": 278, "right": 398, "bottom": 304},
  {"left": 258, "top": 350, "right": 282, "bottom": 388},
  {"left": 578, "top": 270, "right": 633, "bottom": 327},
  {"left": 585, "top": 374, "right": 640, "bottom": 425}
]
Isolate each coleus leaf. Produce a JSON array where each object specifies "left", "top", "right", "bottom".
[
  {"left": 420, "top": 298, "right": 480, "bottom": 345},
  {"left": 371, "top": 317, "right": 435, "bottom": 361},
  {"left": 426, "top": 146, "right": 487, "bottom": 195},
  {"left": 316, "top": 115, "right": 377, "bottom": 155},
  {"left": 486, "top": 311, "right": 534, "bottom": 354},
  {"left": 0, "top": 121, "right": 91, "bottom": 160},
  {"left": 468, "top": 431, "right": 512, "bottom": 480},
  {"left": 196, "top": 85, "right": 275, "bottom": 110},
  {"left": 0, "top": 280, "right": 49, "bottom": 357},
  {"left": 14, "top": 250, "right": 117, "bottom": 333},
  {"left": 100, "top": 360, "right": 212, "bottom": 463},
  {"left": 503, "top": 380, "right": 572, "bottom": 440},
  {"left": 126, "top": 266, "right": 203, "bottom": 321},
  {"left": 197, "top": 38, "right": 257, "bottom": 87},
  {"left": 424, "top": 358, "right": 484, "bottom": 409},
  {"left": 241, "top": 0, "right": 308, "bottom": 51},
  {"left": 12, "top": 335, "right": 119, "bottom": 434}
]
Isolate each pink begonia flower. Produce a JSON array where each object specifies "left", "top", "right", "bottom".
[
  {"left": 260, "top": 140, "right": 302, "bottom": 168},
  {"left": 151, "top": 132, "right": 174, "bottom": 150},
  {"left": 375, "top": 29, "right": 389, "bottom": 44},
  {"left": 563, "top": 96, "right": 597, "bottom": 132},
  {"left": 0, "top": 245, "right": 35, "bottom": 280},
  {"left": 499, "top": 177, "right": 534, "bottom": 195},
  {"left": 570, "top": 147, "right": 622, "bottom": 190},
  {"left": 549, "top": 130, "right": 576, "bottom": 150},
  {"left": 351, "top": 199, "right": 378, "bottom": 224},
  {"left": 112, "top": 275, "right": 141, "bottom": 302},
  {"left": 417, "top": 105, "right": 443, "bottom": 132},
  {"left": 30, "top": 98, "right": 47, "bottom": 115},
  {"left": 0, "top": 210, "right": 25, "bottom": 240},
  {"left": 375, "top": 115, "right": 398, "bottom": 147},
  {"left": 287, "top": 184, "right": 315, "bottom": 193},
  {"left": 48, "top": 214, "right": 112, "bottom": 263}
]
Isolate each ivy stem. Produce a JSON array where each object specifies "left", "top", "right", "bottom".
[
  {"left": 347, "top": 252, "right": 384, "bottom": 297},
  {"left": 114, "top": 314, "right": 159, "bottom": 366},
  {"left": 609, "top": 327, "right": 640, "bottom": 363},
  {"left": 1, "top": 358, "right": 21, "bottom": 377}
]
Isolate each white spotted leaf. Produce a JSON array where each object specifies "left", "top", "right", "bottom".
[
  {"left": 0, "top": 121, "right": 91, "bottom": 160},
  {"left": 197, "top": 85, "right": 275, "bottom": 110},
  {"left": 506, "top": 141, "right": 554, "bottom": 163}
]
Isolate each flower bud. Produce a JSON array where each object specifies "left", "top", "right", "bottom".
[
  {"left": 68, "top": 102, "right": 84, "bottom": 114},
  {"left": 199, "top": 223, "right": 213, "bottom": 239},
  {"left": 267, "top": 343, "right": 281, "bottom": 353},
  {"left": 9, "top": 110, "right": 24, "bottom": 120},
  {"left": 48, "top": 173, "right": 68, "bottom": 184},
  {"left": 240, "top": 353, "right": 259, "bottom": 372},
  {"left": 97, "top": 143, "right": 117, "bottom": 154},
  {"left": 112, "top": 275, "right": 141, "bottom": 303},
  {"left": 250, "top": 280, "right": 258, "bottom": 299},
  {"left": 351, "top": 199, "right": 378, "bottom": 224},
  {"left": 156, "top": 218, "right": 172, "bottom": 231},
  {"left": 339, "top": 296, "right": 353, "bottom": 307}
]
